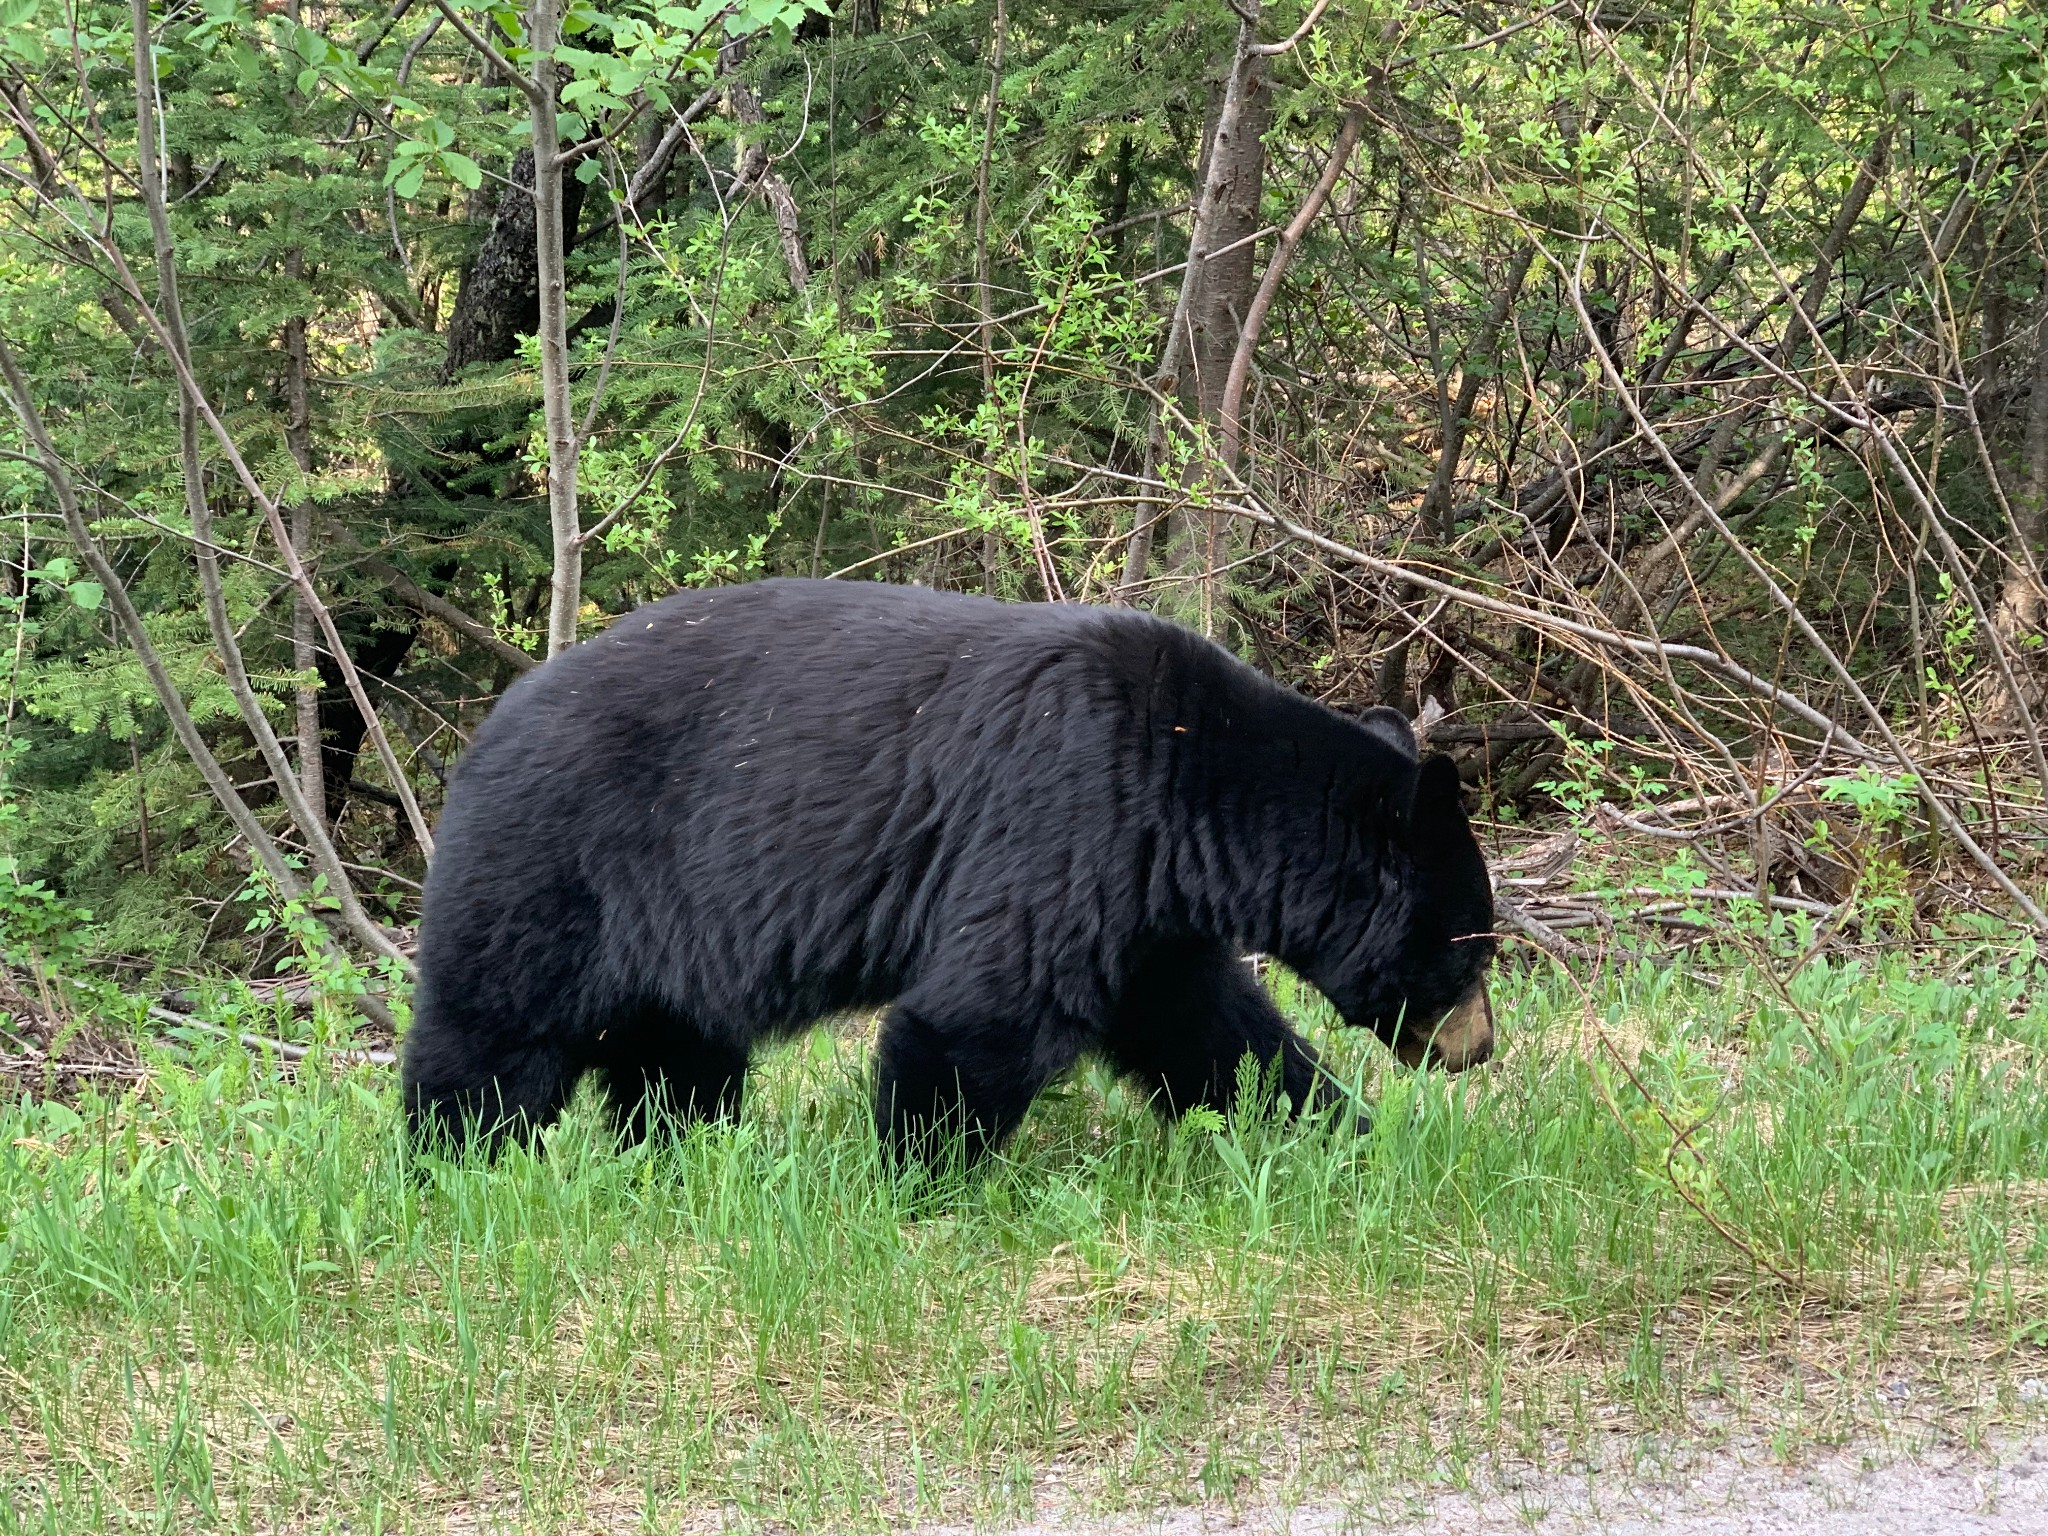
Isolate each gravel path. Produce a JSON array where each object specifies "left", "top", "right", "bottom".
[{"left": 944, "top": 1432, "right": 2048, "bottom": 1535}]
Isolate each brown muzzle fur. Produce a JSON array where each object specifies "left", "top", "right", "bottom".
[{"left": 1393, "top": 986, "right": 1495, "bottom": 1071}]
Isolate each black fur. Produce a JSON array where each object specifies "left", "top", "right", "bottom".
[{"left": 404, "top": 579, "right": 1495, "bottom": 1164}]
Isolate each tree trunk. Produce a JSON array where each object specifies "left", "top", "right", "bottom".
[
  {"left": 1118, "top": 2, "right": 1268, "bottom": 599},
  {"left": 1994, "top": 306, "right": 2048, "bottom": 683},
  {"left": 440, "top": 146, "right": 588, "bottom": 377},
  {"left": 1418, "top": 243, "right": 1534, "bottom": 538},
  {"left": 527, "top": 0, "right": 582, "bottom": 657},
  {"left": 730, "top": 73, "right": 813, "bottom": 295},
  {"left": 1167, "top": 25, "right": 1271, "bottom": 594},
  {"left": 282, "top": 251, "right": 325, "bottom": 827},
  {"left": 974, "top": 0, "right": 1008, "bottom": 594},
  {"left": 1183, "top": 51, "right": 1268, "bottom": 428}
]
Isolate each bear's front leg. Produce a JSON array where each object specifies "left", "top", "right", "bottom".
[
  {"left": 1106, "top": 939, "right": 1354, "bottom": 1125},
  {"left": 872, "top": 987, "right": 1075, "bottom": 1172},
  {"left": 402, "top": 1015, "right": 579, "bottom": 1156}
]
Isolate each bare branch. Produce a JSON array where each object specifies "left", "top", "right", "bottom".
[
  {"left": 368, "top": 557, "right": 539, "bottom": 673},
  {"left": 1248, "top": 0, "right": 1333, "bottom": 56},
  {"left": 428, "top": 0, "right": 543, "bottom": 105},
  {"left": 1549, "top": 239, "right": 2048, "bottom": 932}
]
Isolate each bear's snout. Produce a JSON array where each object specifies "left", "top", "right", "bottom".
[{"left": 1393, "top": 985, "right": 1494, "bottom": 1071}]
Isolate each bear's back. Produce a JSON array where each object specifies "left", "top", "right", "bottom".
[
  {"left": 445, "top": 579, "right": 1370, "bottom": 869},
  {"left": 427, "top": 581, "right": 1247, "bottom": 1020},
  {"left": 464, "top": 579, "right": 1201, "bottom": 776}
]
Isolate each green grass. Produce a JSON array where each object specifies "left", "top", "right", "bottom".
[{"left": 2, "top": 953, "right": 2046, "bottom": 1533}]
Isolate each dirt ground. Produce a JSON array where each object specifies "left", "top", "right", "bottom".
[{"left": 935, "top": 1428, "right": 2048, "bottom": 1535}]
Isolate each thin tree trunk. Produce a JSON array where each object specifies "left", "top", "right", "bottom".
[
  {"left": 1785, "top": 121, "right": 1892, "bottom": 360},
  {"left": 973, "top": 0, "right": 1008, "bottom": 594},
  {"left": 282, "top": 251, "right": 325, "bottom": 826},
  {"left": 92, "top": 207, "right": 437, "bottom": 873},
  {"left": 1216, "top": 105, "right": 1365, "bottom": 477},
  {"left": 1203, "top": 103, "right": 1365, "bottom": 621},
  {"left": 1175, "top": 9, "right": 1272, "bottom": 626},
  {"left": 1416, "top": 242, "right": 1534, "bottom": 538},
  {"left": 1183, "top": 29, "right": 1269, "bottom": 430},
  {"left": 1684, "top": 127, "right": 1892, "bottom": 504},
  {"left": 527, "top": 0, "right": 582, "bottom": 657},
  {"left": 1995, "top": 307, "right": 2048, "bottom": 662},
  {"left": 280, "top": 1, "right": 326, "bottom": 826},
  {"left": 730, "top": 73, "right": 812, "bottom": 295}
]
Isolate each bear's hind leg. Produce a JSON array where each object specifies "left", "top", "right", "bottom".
[
  {"left": 873, "top": 997, "right": 1069, "bottom": 1171},
  {"left": 402, "top": 1013, "right": 579, "bottom": 1157},
  {"left": 1107, "top": 941, "right": 1343, "bottom": 1122},
  {"left": 596, "top": 1003, "right": 749, "bottom": 1144}
]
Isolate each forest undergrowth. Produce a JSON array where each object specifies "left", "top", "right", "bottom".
[{"left": 1, "top": 942, "right": 2044, "bottom": 1533}]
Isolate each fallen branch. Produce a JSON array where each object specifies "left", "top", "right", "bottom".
[
  {"left": 0, "top": 1050, "right": 148, "bottom": 1081},
  {"left": 1624, "top": 890, "right": 1839, "bottom": 919},
  {"left": 1493, "top": 891, "right": 1611, "bottom": 962},
  {"left": 145, "top": 1004, "right": 396, "bottom": 1068}
]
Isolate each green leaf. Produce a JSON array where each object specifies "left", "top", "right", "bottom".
[
  {"left": 0, "top": 0, "right": 45, "bottom": 64},
  {"left": 441, "top": 151, "right": 483, "bottom": 189},
  {"left": 574, "top": 155, "right": 603, "bottom": 184},
  {"left": 393, "top": 164, "right": 425, "bottom": 198},
  {"left": 67, "top": 581, "right": 104, "bottom": 611}
]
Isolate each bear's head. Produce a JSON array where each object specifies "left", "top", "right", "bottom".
[{"left": 1291, "top": 710, "right": 1498, "bottom": 1071}]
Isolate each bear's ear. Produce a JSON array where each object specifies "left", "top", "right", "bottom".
[
  {"left": 1356, "top": 706, "right": 1418, "bottom": 762},
  {"left": 1410, "top": 753, "right": 1471, "bottom": 832}
]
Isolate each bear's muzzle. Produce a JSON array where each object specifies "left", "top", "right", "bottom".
[{"left": 1393, "top": 984, "right": 1494, "bottom": 1071}]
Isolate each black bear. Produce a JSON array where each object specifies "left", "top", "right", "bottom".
[{"left": 403, "top": 579, "right": 1496, "bottom": 1165}]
